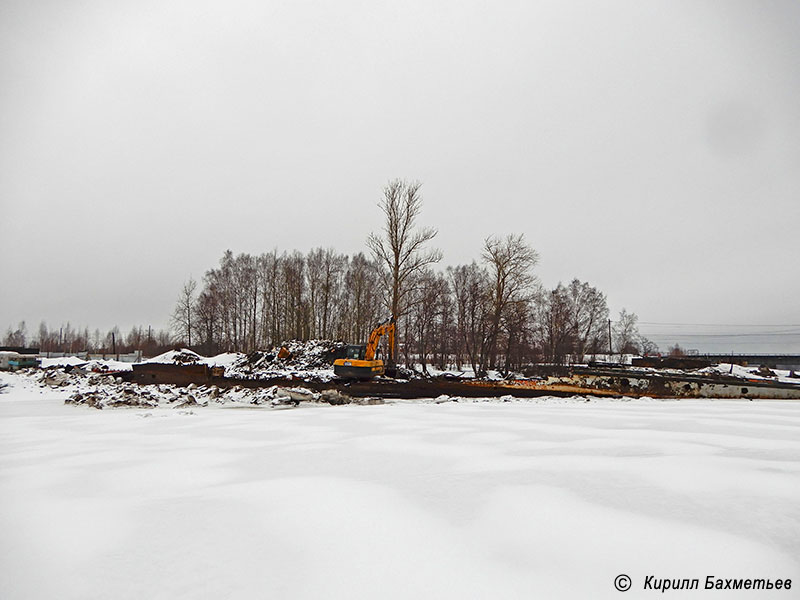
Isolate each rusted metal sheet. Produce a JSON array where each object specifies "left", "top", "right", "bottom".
[
  {"left": 131, "top": 363, "right": 211, "bottom": 385},
  {"left": 538, "top": 371, "right": 800, "bottom": 399}
]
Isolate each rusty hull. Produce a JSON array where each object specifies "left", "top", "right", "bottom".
[{"left": 127, "top": 362, "right": 800, "bottom": 399}]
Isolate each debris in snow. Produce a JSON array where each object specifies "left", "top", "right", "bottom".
[
  {"left": 285, "top": 387, "right": 319, "bottom": 402},
  {"left": 355, "top": 396, "right": 384, "bottom": 405},
  {"left": 17, "top": 366, "right": 324, "bottom": 410},
  {"left": 226, "top": 339, "right": 347, "bottom": 381},
  {"left": 176, "top": 394, "right": 197, "bottom": 408},
  {"left": 320, "top": 389, "right": 353, "bottom": 405},
  {"left": 66, "top": 392, "right": 106, "bottom": 409},
  {"left": 41, "top": 371, "right": 71, "bottom": 387},
  {"left": 83, "top": 359, "right": 133, "bottom": 373},
  {"left": 271, "top": 395, "right": 298, "bottom": 408},
  {"left": 755, "top": 365, "right": 776, "bottom": 378},
  {"left": 699, "top": 363, "right": 799, "bottom": 385}
]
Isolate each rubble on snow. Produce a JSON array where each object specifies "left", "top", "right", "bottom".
[{"left": 226, "top": 340, "right": 347, "bottom": 380}]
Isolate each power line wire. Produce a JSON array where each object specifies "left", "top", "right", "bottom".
[
  {"left": 638, "top": 321, "right": 800, "bottom": 327},
  {"left": 643, "top": 332, "right": 800, "bottom": 338}
]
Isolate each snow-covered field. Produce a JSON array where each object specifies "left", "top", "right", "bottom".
[{"left": 1, "top": 372, "right": 798, "bottom": 599}]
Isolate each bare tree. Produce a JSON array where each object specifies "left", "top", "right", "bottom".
[
  {"left": 37, "top": 322, "right": 50, "bottom": 352},
  {"left": 613, "top": 308, "right": 640, "bottom": 355},
  {"left": 367, "top": 179, "right": 442, "bottom": 364},
  {"left": 481, "top": 234, "right": 538, "bottom": 372},
  {"left": 536, "top": 285, "right": 574, "bottom": 364},
  {"left": 566, "top": 279, "right": 609, "bottom": 361},
  {"left": 235, "top": 253, "right": 259, "bottom": 353},
  {"left": 257, "top": 250, "right": 280, "bottom": 348},
  {"left": 282, "top": 251, "right": 308, "bottom": 340},
  {"left": 126, "top": 326, "right": 144, "bottom": 351},
  {"left": 667, "top": 343, "right": 684, "bottom": 357},
  {"left": 408, "top": 269, "right": 448, "bottom": 374},
  {"left": 433, "top": 275, "right": 454, "bottom": 370},
  {"left": 449, "top": 262, "right": 491, "bottom": 374},
  {"left": 501, "top": 295, "right": 533, "bottom": 372},
  {"left": 306, "top": 248, "right": 324, "bottom": 338},
  {"left": 171, "top": 278, "right": 197, "bottom": 347},
  {"left": 3, "top": 321, "right": 27, "bottom": 347},
  {"left": 342, "top": 252, "right": 381, "bottom": 343},
  {"left": 306, "top": 248, "right": 346, "bottom": 339},
  {"left": 639, "top": 336, "right": 659, "bottom": 356},
  {"left": 195, "top": 284, "right": 220, "bottom": 354},
  {"left": 104, "top": 326, "right": 121, "bottom": 355}
]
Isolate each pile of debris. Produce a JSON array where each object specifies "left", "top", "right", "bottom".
[
  {"left": 141, "top": 344, "right": 349, "bottom": 381},
  {"left": 40, "top": 369, "right": 78, "bottom": 388},
  {"left": 67, "top": 386, "right": 162, "bottom": 409},
  {"left": 15, "top": 364, "right": 379, "bottom": 410},
  {"left": 227, "top": 339, "right": 347, "bottom": 380},
  {"left": 145, "top": 349, "right": 206, "bottom": 365}
]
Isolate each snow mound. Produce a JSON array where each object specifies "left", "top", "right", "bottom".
[
  {"left": 83, "top": 359, "right": 133, "bottom": 372},
  {"left": 199, "top": 353, "right": 244, "bottom": 369},
  {"left": 700, "top": 363, "right": 800, "bottom": 385},
  {"left": 40, "top": 356, "right": 87, "bottom": 368},
  {"left": 145, "top": 349, "right": 203, "bottom": 365},
  {"left": 142, "top": 350, "right": 243, "bottom": 375}
]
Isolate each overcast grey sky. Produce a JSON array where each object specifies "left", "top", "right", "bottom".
[{"left": 2, "top": 0, "right": 799, "bottom": 352}]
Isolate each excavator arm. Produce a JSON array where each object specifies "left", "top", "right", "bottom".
[{"left": 364, "top": 317, "right": 395, "bottom": 361}]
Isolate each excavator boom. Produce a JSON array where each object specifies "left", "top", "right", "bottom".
[{"left": 365, "top": 319, "right": 395, "bottom": 361}]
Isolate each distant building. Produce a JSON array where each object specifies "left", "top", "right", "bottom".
[{"left": 0, "top": 347, "right": 41, "bottom": 371}]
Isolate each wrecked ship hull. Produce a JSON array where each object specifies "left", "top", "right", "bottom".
[
  {"left": 127, "top": 363, "right": 800, "bottom": 399},
  {"left": 536, "top": 370, "right": 800, "bottom": 400}
]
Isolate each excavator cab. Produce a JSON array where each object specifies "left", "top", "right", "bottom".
[{"left": 344, "top": 345, "right": 367, "bottom": 360}]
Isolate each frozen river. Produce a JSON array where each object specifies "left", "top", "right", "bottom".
[{"left": 1, "top": 373, "right": 798, "bottom": 599}]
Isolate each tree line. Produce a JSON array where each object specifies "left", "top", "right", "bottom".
[
  {"left": 174, "top": 179, "right": 654, "bottom": 373},
  {"left": 172, "top": 249, "right": 384, "bottom": 356},
  {"left": 3, "top": 321, "right": 173, "bottom": 357}
]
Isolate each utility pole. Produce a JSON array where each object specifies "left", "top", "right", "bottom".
[{"left": 608, "top": 319, "right": 613, "bottom": 355}]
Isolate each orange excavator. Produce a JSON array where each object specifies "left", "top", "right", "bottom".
[{"left": 333, "top": 317, "right": 395, "bottom": 379}]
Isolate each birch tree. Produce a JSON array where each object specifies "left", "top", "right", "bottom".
[
  {"left": 367, "top": 179, "right": 442, "bottom": 364},
  {"left": 481, "top": 234, "right": 538, "bottom": 372},
  {"left": 171, "top": 278, "right": 197, "bottom": 347}
]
